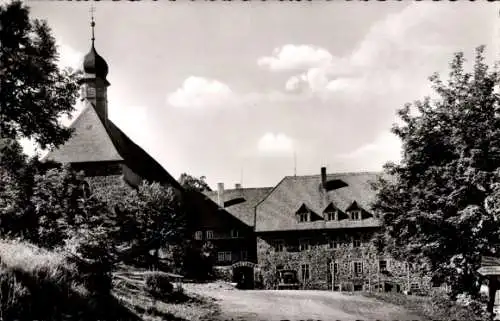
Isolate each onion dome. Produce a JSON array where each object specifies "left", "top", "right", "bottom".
[
  {"left": 83, "top": 44, "right": 108, "bottom": 78},
  {"left": 82, "top": 14, "right": 108, "bottom": 78}
]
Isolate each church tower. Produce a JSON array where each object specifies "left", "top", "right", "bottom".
[
  {"left": 79, "top": 10, "right": 110, "bottom": 125},
  {"left": 43, "top": 8, "right": 181, "bottom": 190}
]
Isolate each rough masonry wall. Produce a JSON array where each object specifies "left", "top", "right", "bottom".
[
  {"left": 256, "top": 235, "right": 430, "bottom": 291},
  {"left": 86, "top": 174, "right": 133, "bottom": 203}
]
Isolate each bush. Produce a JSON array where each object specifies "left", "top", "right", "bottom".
[
  {"left": 0, "top": 239, "right": 133, "bottom": 321},
  {"left": 0, "top": 239, "right": 81, "bottom": 320},
  {"left": 145, "top": 271, "right": 174, "bottom": 300},
  {"left": 364, "top": 289, "right": 489, "bottom": 321}
]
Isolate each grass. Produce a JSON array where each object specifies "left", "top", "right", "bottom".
[
  {"left": 0, "top": 239, "right": 218, "bottom": 321},
  {"left": 363, "top": 290, "right": 489, "bottom": 321},
  {"left": 113, "top": 268, "right": 220, "bottom": 321}
]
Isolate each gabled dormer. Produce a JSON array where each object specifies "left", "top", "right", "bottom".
[
  {"left": 296, "top": 203, "right": 323, "bottom": 223},
  {"left": 345, "top": 201, "right": 373, "bottom": 220},
  {"left": 323, "top": 202, "right": 349, "bottom": 221}
]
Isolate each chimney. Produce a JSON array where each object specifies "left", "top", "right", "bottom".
[
  {"left": 235, "top": 183, "right": 242, "bottom": 189},
  {"left": 321, "top": 166, "right": 327, "bottom": 186},
  {"left": 217, "top": 183, "right": 224, "bottom": 206}
]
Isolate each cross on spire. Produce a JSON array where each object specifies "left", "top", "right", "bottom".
[{"left": 90, "top": 5, "right": 96, "bottom": 45}]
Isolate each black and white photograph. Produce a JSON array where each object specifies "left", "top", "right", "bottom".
[{"left": 1, "top": 0, "right": 500, "bottom": 320}]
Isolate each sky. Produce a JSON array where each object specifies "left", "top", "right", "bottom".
[{"left": 20, "top": 1, "right": 500, "bottom": 189}]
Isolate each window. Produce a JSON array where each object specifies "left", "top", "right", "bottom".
[
  {"left": 350, "top": 210, "right": 361, "bottom": 220},
  {"left": 274, "top": 240, "right": 285, "bottom": 252},
  {"left": 352, "top": 236, "right": 362, "bottom": 248},
  {"left": 231, "top": 229, "right": 239, "bottom": 238},
  {"left": 410, "top": 282, "right": 420, "bottom": 290},
  {"left": 194, "top": 231, "right": 203, "bottom": 240},
  {"left": 325, "top": 211, "right": 336, "bottom": 221},
  {"left": 353, "top": 261, "right": 363, "bottom": 276},
  {"left": 301, "top": 264, "right": 310, "bottom": 280},
  {"left": 217, "top": 251, "right": 232, "bottom": 263},
  {"left": 379, "top": 259, "right": 388, "bottom": 272},
  {"left": 329, "top": 237, "right": 341, "bottom": 249},
  {"left": 298, "top": 212, "right": 309, "bottom": 222},
  {"left": 299, "top": 239, "right": 311, "bottom": 251},
  {"left": 206, "top": 230, "right": 214, "bottom": 240},
  {"left": 329, "top": 260, "right": 339, "bottom": 275}
]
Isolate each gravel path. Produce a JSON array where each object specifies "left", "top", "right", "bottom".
[{"left": 185, "top": 282, "right": 424, "bottom": 321}]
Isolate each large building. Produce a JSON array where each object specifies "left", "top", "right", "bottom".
[
  {"left": 203, "top": 168, "right": 429, "bottom": 292},
  {"left": 46, "top": 18, "right": 429, "bottom": 292}
]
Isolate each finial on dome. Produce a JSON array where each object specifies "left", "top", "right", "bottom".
[
  {"left": 82, "top": 4, "right": 109, "bottom": 80},
  {"left": 90, "top": 5, "right": 95, "bottom": 45}
]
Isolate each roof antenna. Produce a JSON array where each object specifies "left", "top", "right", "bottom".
[{"left": 90, "top": 5, "right": 96, "bottom": 46}]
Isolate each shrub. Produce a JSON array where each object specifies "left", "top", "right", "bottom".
[
  {"left": 145, "top": 271, "right": 174, "bottom": 300},
  {"left": 364, "top": 289, "right": 490, "bottom": 321}
]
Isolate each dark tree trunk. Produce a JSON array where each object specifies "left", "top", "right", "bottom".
[{"left": 488, "top": 276, "right": 498, "bottom": 320}]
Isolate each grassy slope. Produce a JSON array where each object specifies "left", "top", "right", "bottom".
[
  {"left": 363, "top": 291, "right": 489, "bottom": 321},
  {"left": 0, "top": 239, "right": 218, "bottom": 321}
]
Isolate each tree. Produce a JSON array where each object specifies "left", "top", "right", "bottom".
[
  {"left": 98, "top": 181, "right": 187, "bottom": 268},
  {"left": 178, "top": 173, "right": 211, "bottom": 192},
  {"left": 372, "top": 46, "right": 500, "bottom": 301},
  {"left": 0, "top": 0, "right": 80, "bottom": 149}
]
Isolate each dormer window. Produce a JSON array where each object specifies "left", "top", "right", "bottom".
[
  {"left": 296, "top": 204, "right": 312, "bottom": 223},
  {"left": 325, "top": 211, "right": 336, "bottom": 221},
  {"left": 351, "top": 210, "right": 361, "bottom": 220}
]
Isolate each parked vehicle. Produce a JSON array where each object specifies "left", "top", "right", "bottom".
[{"left": 276, "top": 269, "right": 299, "bottom": 290}]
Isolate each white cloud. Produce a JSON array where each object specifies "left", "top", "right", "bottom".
[
  {"left": 167, "top": 76, "right": 235, "bottom": 108},
  {"left": 56, "top": 42, "right": 83, "bottom": 71},
  {"left": 337, "top": 131, "right": 402, "bottom": 169},
  {"left": 268, "top": 3, "right": 492, "bottom": 98},
  {"left": 257, "top": 132, "right": 294, "bottom": 154},
  {"left": 257, "top": 44, "right": 333, "bottom": 71}
]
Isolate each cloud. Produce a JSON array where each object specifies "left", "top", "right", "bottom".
[
  {"left": 56, "top": 42, "right": 83, "bottom": 71},
  {"left": 257, "top": 44, "right": 333, "bottom": 71},
  {"left": 257, "top": 132, "right": 294, "bottom": 154},
  {"left": 337, "top": 131, "right": 402, "bottom": 169},
  {"left": 266, "top": 3, "right": 492, "bottom": 98},
  {"left": 167, "top": 76, "right": 235, "bottom": 108}
]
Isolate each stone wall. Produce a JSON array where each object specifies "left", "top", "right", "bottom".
[
  {"left": 86, "top": 175, "right": 133, "bottom": 203},
  {"left": 256, "top": 234, "right": 430, "bottom": 292}
]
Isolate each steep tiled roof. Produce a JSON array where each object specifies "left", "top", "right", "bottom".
[
  {"left": 204, "top": 187, "right": 273, "bottom": 227},
  {"left": 104, "top": 114, "right": 181, "bottom": 189},
  {"left": 255, "top": 172, "right": 382, "bottom": 232},
  {"left": 43, "top": 102, "right": 181, "bottom": 189},
  {"left": 43, "top": 105, "right": 122, "bottom": 163}
]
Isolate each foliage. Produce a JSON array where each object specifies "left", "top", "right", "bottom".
[
  {"left": 0, "top": 0, "right": 80, "bottom": 149},
  {"left": 0, "top": 239, "right": 140, "bottom": 321},
  {"left": 364, "top": 290, "right": 489, "bottom": 321},
  {"left": 107, "top": 182, "right": 187, "bottom": 267},
  {"left": 178, "top": 173, "right": 212, "bottom": 192},
  {"left": 32, "top": 165, "right": 112, "bottom": 249},
  {"left": 0, "top": 138, "right": 46, "bottom": 242},
  {"left": 372, "top": 46, "right": 500, "bottom": 299},
  {"left": 144, "top": 271, "right": 174, "bottom": 300},
  {"left": 182, "top": 241, "right": 216, "bottom": 281}
]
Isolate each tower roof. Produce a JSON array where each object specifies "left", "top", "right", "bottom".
[
  {"left": 82, "top": 7, "right": 108, "bottom": 79},
  {"left": 83, "top": 45, "right": 109, "bottom": 79},
  {"left": 43, "top": 103, "right": 122, "bottom": 163}
]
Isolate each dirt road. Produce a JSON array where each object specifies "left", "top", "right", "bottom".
[{"left": 185, "top": 282, "right": 424, "bottom": 321}]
